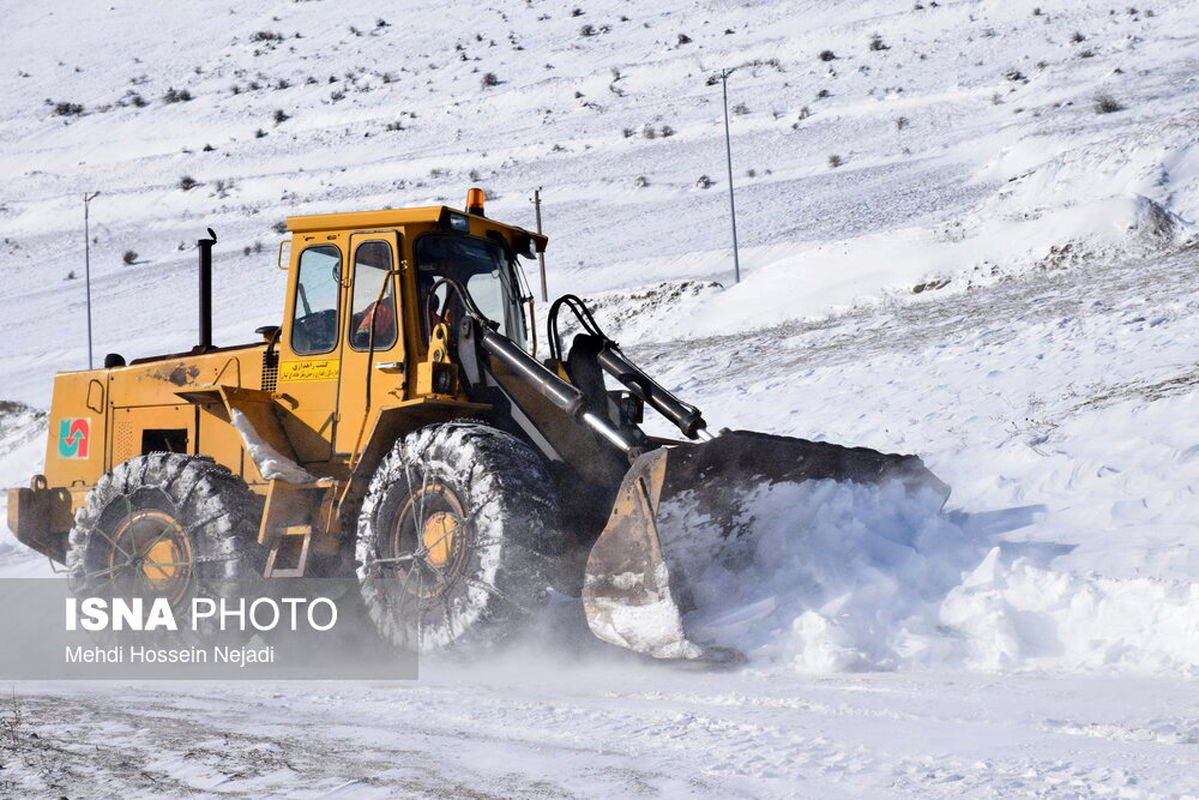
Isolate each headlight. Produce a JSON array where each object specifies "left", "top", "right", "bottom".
[{"left": 433, "top": 364, "right": 456, "bottom": 395}]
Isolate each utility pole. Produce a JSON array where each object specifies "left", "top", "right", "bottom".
[
  {"left": 83, "top": 191, "right": 101, "bottom": 369},
  {"left": 720, "top": 69, "right": 741, "bottom": 284},
  {"left": 532, "top": 187, "right": 548, "bottom": 302}
]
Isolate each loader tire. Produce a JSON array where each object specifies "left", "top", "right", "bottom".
[
  {"left": 356, "top": 421, "right": 563, "bottom": 652},
  {"left": 66, "top": 453, "right": 265, "bottom": 639}
]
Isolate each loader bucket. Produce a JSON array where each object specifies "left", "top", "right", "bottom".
[{"left": 581, "top": 430, "right": 950, "bottom": 660}]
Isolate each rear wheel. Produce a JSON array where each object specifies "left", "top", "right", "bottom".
[
  {"left": 356, "top": 421, "right": 563, "bottom": 652},
  {"left": 66, "top": 453, "right": 264, "bottom": 639}
]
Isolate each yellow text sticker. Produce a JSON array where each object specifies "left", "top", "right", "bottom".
[{"left": 279, "top": 359, "right": 340, "bottom": 382}]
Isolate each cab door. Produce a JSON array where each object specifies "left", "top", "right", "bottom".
[
  {"left": 334, "top": 231, "right": 406, "bottom": 456},
  {"left": 277, "top": 236, "right": 346, "bottom": 465}
]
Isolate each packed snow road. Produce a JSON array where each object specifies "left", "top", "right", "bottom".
[{"left": 5, "top": 665, "right": 1199, "bottom": 799}]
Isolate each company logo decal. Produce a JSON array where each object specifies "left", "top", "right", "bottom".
[{"left": 58, "top": 418, "right": 91, "bottom": 459}]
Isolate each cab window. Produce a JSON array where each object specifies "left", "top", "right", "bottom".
[
  {"left": 290, "top": 245, "right": 341, "bottom": 355},
  {"left": 349, "top": 240, "right": 398, "bottom": 351},
  {"left": 415, "top": 235, "right": 527, "bottom": 350}
]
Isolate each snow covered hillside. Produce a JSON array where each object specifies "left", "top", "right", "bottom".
[
  {"left": 3, "top": 0, "right": 1199, "bottom": 795},
  {"left": 2, "top": 0, "right": 1196, "bottom": 400}
]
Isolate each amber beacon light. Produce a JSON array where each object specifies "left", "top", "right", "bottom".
[{"left": 465, "top": 187, "right": 486, "bottom": 216}]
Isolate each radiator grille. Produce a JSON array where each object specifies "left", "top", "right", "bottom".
[{"left": 113, "top": 420, "right": 136, "bottom": 464}]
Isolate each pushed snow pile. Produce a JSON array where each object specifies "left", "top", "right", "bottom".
[
  {"left": 655, "top": 478, "right": 1199, "bottom": 676},
  {"left": 656, "top": 479, "right": 973, "bottom": 672}
]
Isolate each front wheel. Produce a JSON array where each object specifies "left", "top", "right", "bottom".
[{"left": 356, "top": 421, "right": 564, "bottom": 652}]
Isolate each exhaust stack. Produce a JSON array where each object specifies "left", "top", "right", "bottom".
[{"left": 198, "top": 228, "right": 217, "bottom": 352}]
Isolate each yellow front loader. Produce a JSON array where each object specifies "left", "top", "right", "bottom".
[{"left": 6, "top": 189, "right": 948, "bottom": 659}]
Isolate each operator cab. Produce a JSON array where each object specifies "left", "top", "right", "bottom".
[{"left": 283, "top": 194, "right": 544, "bottom": 367}]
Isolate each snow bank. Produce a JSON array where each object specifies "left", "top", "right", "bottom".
[
  {"left": 537, "top": 280, "right": 723, "bottom": 348},
  {"left": 666, "top": 131, "right": 1199, "bottom": 339},
  {"left": 0, "top": 401, "right": 47, "bottom": 532},
  {"left": 0, "top": 401, "right": 53, "bottom": 575},
  {"left": 943, "top": 549, "right": 1199, "bottom": 675}
]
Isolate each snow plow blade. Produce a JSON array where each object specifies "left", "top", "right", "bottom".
[{"left": 581, "top": 430, "right": 950, "bottom": 660}]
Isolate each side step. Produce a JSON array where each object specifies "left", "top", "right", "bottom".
[
  {"left": 264, "top": 524, "right": 313, "bottom": 579},
  {"left": 258, "top": 479, "right": 339, "bottom": 578}
]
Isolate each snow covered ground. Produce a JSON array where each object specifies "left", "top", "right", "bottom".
[
  {"left": 6, "top": 667, "right": 1199, "bottom": 799},
  {"left": 3, "top": 0, "right": 1199, "bottom": 796}
]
